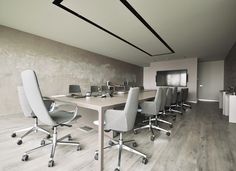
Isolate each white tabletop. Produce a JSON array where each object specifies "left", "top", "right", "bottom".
[{"left": 54, "top": 90, "right": 156, "bottom": 110}]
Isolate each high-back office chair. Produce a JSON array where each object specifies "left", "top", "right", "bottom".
[
  {"left": 181, "top": 88, "right": 191, "bottom": 109},
  {"left": 94, "top": 88, "right": 148, "bottom": 171},
  {"left": 11, "top": 86, "right": 53, "bottom": 145},
  {"left": 169, "top": 87, "right": 183, "bottom": 114},
  {"left": 134, "top": 88, "right": 171, "bottom": 141},
  {"left": 164, "top": 88, "right": 178, "bottom": 119},
  {"left": 101, "top": 85, "right": 108, "bottom": 94},
  {"left": 159, "top": 87, "right": 168, "bottom": 113},
  {"left": 21, "top": 70, "right": 81, "bottom": 167},
  {"left": 139, "top": 86, "right": 144, "bottom": 91}
]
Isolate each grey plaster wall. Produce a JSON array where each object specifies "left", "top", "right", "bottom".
[
  {"left": 0, "top": 25, "right": 143, "bottom": 115},
  {"left": 224, "top": 42, "right": 236, "bottom": 89}
]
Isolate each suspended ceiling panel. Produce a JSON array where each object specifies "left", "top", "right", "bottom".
[{"left": 60, "top": 0, "right": 173, "bottom": 56}]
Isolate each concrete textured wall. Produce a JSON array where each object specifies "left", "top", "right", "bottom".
[
  {"left": 224, "top": 42, "right": 236, "bottom": 89},
  {"left": 143, "top": 58, "right": 198, "bottom": 102},
  {"left": 0, "top": 25, "right": 143, "bottom": 115},
  {"left": 198, "top": 60, "right": 224, "bottom": 101}
]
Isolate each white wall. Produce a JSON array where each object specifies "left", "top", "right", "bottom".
[
  {"left": 198, "top": 60, "right": 224, "bottom": 101},
  {"left": 143, "top": 58, "right": 198, "bottom": 102}
]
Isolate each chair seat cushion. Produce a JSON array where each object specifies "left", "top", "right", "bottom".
[{"left": 49, "top": 110, "right": 74, "bottom": 124}]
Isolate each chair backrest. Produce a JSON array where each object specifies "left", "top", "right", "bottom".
[
  {"left": 124, "top": 87, "right": 140, "bottom": 131},
  {"left": 165, "top": 88, "right": 173, "bottom": 107},
  {"left": 160, "top": 87, "right": 167, "bottom": 111},
  {"left": 182, "top": 88, "right": 189, "bottom": 102},
  {"left": 139, "top": 86, "right": 144, "bottom": 91},
  {"left": 154, "top": 88, "right": 163, "bottom": 114},
  {"left": 91, "top": 86, "right": 99, "bottom": 92},
  {"left": 21, "top": 70, "right": 56, "bottom": 126},
  {"left": 17, "top": 86, "right": 34, "bottom": 118},
  {"left": 101, "top": 85, "right": 108, "bottom": 93},
  {"left": 171, "top": 87, "right": 178, "bottom": 104}
]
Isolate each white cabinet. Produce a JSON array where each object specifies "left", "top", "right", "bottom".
[
  {"left": 229, "top": 95, "right": 236, "bottom": 123},
  {"left": 223, "top": 92, "right": 229, "bottom": 116},
  {"left": 219, "top": 91, "right": 223, "bottom": 109}
]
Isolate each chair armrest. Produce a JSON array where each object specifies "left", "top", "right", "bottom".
[
  {"left": 48, "top": 99, "right": 79, "bottom": 124},
  {"left": 104, "top": 109, "right": 127, "bottom": 131}
]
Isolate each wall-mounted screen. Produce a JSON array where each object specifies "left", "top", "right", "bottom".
[{"left": 156, "top": 69, "right": 188, "bottom": 87}]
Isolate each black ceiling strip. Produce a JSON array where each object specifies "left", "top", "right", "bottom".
[
  {"left": 52, "top": 0, "right": 152, "bottom": 56},
  {"left": 120, "top": 0, "right": 175, "bottom": 54},
  {"left": 152, "top": 52, "right": 173, "bottom": 57},
  {"left": 53, "top": 0, "right": 63, "bottom": 4}
]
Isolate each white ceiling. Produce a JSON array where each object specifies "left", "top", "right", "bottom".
[{"left": 0, "top": 0, "right": 235, "bottom": 66}]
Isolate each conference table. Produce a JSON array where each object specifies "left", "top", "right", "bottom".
[{"left": 53, "top": 90, "right": 156, "bottom": 171}]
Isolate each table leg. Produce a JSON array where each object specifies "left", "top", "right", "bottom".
[{"left": 98, "top": 108, "right": 104, "bottom": 171}]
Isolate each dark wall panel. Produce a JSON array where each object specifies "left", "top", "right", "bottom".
[{"left": 224, "top": 42, "right": 236, "bottom": 89}]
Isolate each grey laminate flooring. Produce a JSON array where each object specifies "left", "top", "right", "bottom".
[{"left": 0, "top": 102, "right": 236, "bottom": 171}]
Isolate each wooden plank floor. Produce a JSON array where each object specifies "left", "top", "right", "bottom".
[{"left": 0, "top": 102, "right": 236, "bottom": 171}]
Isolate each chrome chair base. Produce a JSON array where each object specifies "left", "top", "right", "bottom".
[
  {"left": 143, "top": 115, "right": 173, "bottom": 127},
  {"left": 94, "top": 133, "right": 148, "bottom": 170},
  {"left": 11, "top": 117, "right": 50, "bottom": 145},
  {"left": 21, "top": 126, "right": 81, "bottom": 167},
  {"left": 134, "top": 116, "right": 171, "bottom": 141},
  {"left": 183, "top": 103, "right": 192, "bottom": 109}
]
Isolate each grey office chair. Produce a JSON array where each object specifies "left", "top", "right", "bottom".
[
  {"left": 159, "top": 87, "right": 168, "bottom": 114},
  {"left": 101, "top": 85, "right": 109, "bottom": 94},
  {"left": 169, "top": 87, "right": 183, "bottom": 114},
  {"left": 164, "top": 88, "right": 178, "bottom": 120},
  {"left": 181, "top": 88, "right": 192, "bottom": 109},
  {"left": 11, "top": 86, "right": 53, "bottom": 145},
  {"left": 94, "top": 87, "right": 148, "bottom": 171},
  {"left": 21, "top": 70, "right": 81, "bottom": 167},
  {"left": 133, "top": 88, "right": 171, "bottom": 141}
]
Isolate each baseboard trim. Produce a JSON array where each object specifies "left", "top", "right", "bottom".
[
  {"left": 198, "top": 99, "right": 219, "bottom": 102},
  {"left": 188, "top": 100, "right": 198, "bottom": 104}
]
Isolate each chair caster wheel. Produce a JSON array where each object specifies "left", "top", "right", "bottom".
[
  {"left": 22, "top": 154, "right": 29, "bottom": 161},
  {"left": 46, "top": 134, "right": 51, "bottom": 139},
  {"left": 142, "top": 157, "right": 148, "bottom": 164},
  {"left": 169, "top": 124, "right": 173, "bottom": 128},
  {"left": 17, "top": 139, "right": 23, "bottom": 145},
  {"left": 133, "top": 130, "right": 138, "bottom": 134},
  {"left": 150, "top": 135, "right": 155, "bottom": 141},
  {"left": 77, "top": 145, "right": 82, "bottom": 151},
  {"left": 115, "top": 168, "right": 120, "bottom": 171},
  {"left": 11, "top": 133, "right": 16, "bottom": 138},
  {"left": 48, "top": 160, "right": 54, "bottom": 167},
  {"left": 108, "top": 140, "right": 115, "bottom": 146},
  {"left": 68, "top": 135, "right": 72, "bottom": 141},
  {"left": 166, "top": 132, "right": 171, "bottom": 136},
  {"left": 94, "top": 152, "right": 98, "bottom": 160},
  {"left": 132, "top": 142, "right": 137, "bottom": 147},
  {"left": 41, "top": 140, "right": 45, "bottom": 146}
]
